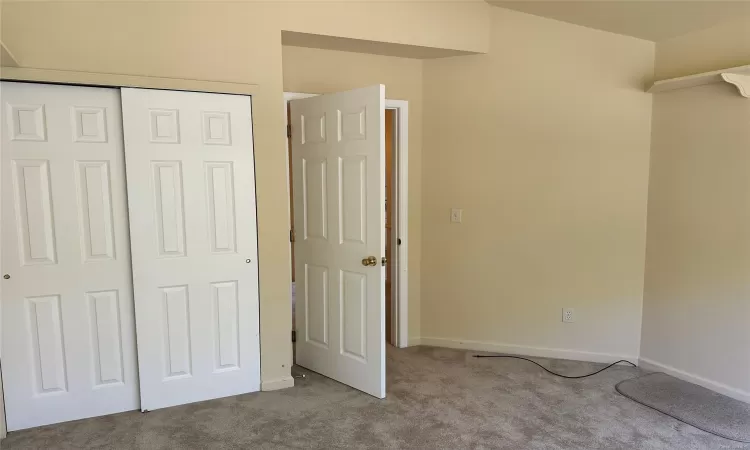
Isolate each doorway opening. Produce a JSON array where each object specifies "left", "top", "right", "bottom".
[{"left": 283, "top": 92, "right": 409, "bottom": 355}]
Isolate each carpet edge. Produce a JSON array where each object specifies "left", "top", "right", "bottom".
[
  {"left": 639, "top": 357, "right": 750, "bottom": 404},
  {"left": 615, "top": 373, "right": 750, "bottom": 444}
]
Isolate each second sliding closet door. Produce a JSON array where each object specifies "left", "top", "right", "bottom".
[{"left": 121, "top": 88, "right": 260, "bottom": 411}]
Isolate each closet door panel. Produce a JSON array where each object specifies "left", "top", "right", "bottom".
[
  {"left": 1, "top": 82, "right": 139, "bottom": 431},
  {"left": 121, "top": 88, "right": 260, "bottom": 411}
]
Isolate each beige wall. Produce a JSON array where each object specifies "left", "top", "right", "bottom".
[
  {"left": 641, "top": 84, "right": 750, "bottom": 400},
  {"left": 278, "top": 1, "right": 490, "bottom": 56},
  {"left": 2, "top": 0, "right": 745, "bottom": 419},
  {"left": 641, "top": 19, "right": 750, "bottom": 401},
  {"left": 655, "top": 17, "right": 750, "bottom": 80},
  {"left": 0, "top": 1, "right": 490, "bottom": 389},
  {"left": 420, "top": 7, "right": 655, "bottom": 360},
  {"left": 282, "top": 46, "right": 423, "bottom": 339}
]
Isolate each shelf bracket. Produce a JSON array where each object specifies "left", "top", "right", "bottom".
[{"left": 720, "top": 73, "right": 750, "bottom": 98}]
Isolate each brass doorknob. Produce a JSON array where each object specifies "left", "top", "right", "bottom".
[{"left": 361, "top": 256, "right": 378, "bottom": 267}]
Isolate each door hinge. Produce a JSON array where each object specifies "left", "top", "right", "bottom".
[
  {"left": 287, "top": 124, "right": 292, "bottom": 139},
  {"left": 292, "top": 330, "right": 296, "bottom": 342},
  {"left": 290, "top": 229, "right": 295, "bottom": 243},
  {"left": 398, "top": 238, "right": 402, "bottom": 246},
  {"left": 382, "top": 257, "right": 387, "bottom": 266}
]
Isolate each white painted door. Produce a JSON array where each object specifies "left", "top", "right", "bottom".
[
  {"left": 1, "top": 82, "right": 139, "bottom": 430},
  {"left": 291, "top": 85, "right": 386, "bottom": 398},
  {"left": 121, "top": 88, "right": 260, "bottom": 411}
]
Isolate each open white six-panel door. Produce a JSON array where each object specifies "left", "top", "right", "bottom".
[{"left": 291, "top": 85, "right": 386, "bottom": 398}]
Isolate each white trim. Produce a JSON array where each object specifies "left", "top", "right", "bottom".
[
  {"left": 408, "top": 337, "right": 422, "bottom": 347},
  {"left": 261, "top": 376, "right": 295, "bottom": 392},
  {"left": 1, "top": 67, "right": 258, "bottom": 95},
  {"left": 418, "top": 337, "right": 639, "bottom": 365},
  {"left": 647, "top": 64, "right": 750, "bottom": 98},
  {"left": 284, "top": 92, "right": 318, "bottom": 101},
  {"left": 387, "top": 100, "right": 409, "bottom": 349},
  {"left": 283, "top": 92, "right": 410, "bottom": 349},
  {"left": 0, "top": 81, "right": 4, "bottom": 438},
  {"left": 639, "top": 357, "right": 750, "bottom": 404},
  {"left": 282, "top": 93, "right": 310, "bottom": 368}
]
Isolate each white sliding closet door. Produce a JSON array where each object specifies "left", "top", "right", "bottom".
[
  {"left": 121, "top": 88, "right": 260, "bottom": 411},
  {"left": 1, "top": 82, "right": 139, "bottom": 430}
]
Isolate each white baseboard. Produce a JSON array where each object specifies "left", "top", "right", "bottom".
[
  {"left": 418, "top": 337, "right": 639, "bottom": 364},
  {"left": 408, "top": 337, "right": 422, "bottom": 347},
  {"left": 261, "top": 376, "right": 295, "bottom": 392},
  {"left": 639, "top": 357, "right": 750, "bottom": 404}
]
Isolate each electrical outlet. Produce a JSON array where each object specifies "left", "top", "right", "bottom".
[
  {"left": 450, "top": 208, "right": 463, "bottom": 223},
  {"left": 562, "top": 308, "right": 575, "bottom": 323}
]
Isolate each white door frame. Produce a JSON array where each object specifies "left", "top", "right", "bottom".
[
  {"left": 0, "top": 89, "right": 4, "bottom": 440},
  {"left": 283, "top": 92, "right": 409, "bottom": 348}
]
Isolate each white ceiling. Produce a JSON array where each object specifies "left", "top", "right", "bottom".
[{"left": 488, "top": 1, "right": 750, "bottom": 41}]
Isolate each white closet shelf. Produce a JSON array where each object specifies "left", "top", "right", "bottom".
[{"left": 647, "top": 64, "right": 750, "bottom": 98}]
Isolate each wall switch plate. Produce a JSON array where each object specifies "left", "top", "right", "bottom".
[
  {"left": 562, "top": 308, "right": 575, "bottom": 323},
  {"left": 450, "top": 208, "right": 463, "bottom": 223}
]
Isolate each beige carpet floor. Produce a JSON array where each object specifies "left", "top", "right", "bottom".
[{"left": 3, "top": 346, "right": 748, "bottom": 449}]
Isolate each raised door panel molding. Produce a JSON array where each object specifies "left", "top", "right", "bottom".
[
  {"left": 338, "top": 156, "right": 366, "bottom": 245},
  {"left": 76, "top": 161, "right": 116, "bottom": 261},
  {"left": 151, "top": 161, "right": 187, "bottom": 258},
  {"left": 161, "top": 285, "right": 193, "bottom": 379},
  {"left": 301, "top": 113, "right": 326, "bottom": 144},
  {"left": 304, "top": 264, "right": 329, "bottom": 349},
  {"left": 71, "top": 107, "right": 108, "bottom": 143},
  {"left": 148, "top": 109, "right": 180, "bottom": 144},
  {"left": 201, "top": 112, "right": 232, "bottom": 145},
  {"left": 205, "top": 162, "right": 237, "bottom": 254},
  {"left": 7, "top": 104, "right": 47, "bottom": 141},
  {"left": 211, "top": 281, "right": 240, "bottom": 372},
  {"left": 12, "top": 160, "right": 58, "bottom": 265},
  {"left": 87, "top": 290, "right": 125, "bottom": 387},
  {"left": 27, "top": 295, "right": 68, "bottom": 394},
  {"left": 340, "top": 270, "right": 367, "bottom": 363},
  {"left": 302, "top": 158, "right": 328, "bottom": 241},
  {"left": 337, "top": 108, "right": 366, "bottom": 142}
]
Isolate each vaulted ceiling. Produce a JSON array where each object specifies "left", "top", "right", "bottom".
[{"left": 488, "top": 1, "right": 750, "bottom": 41}]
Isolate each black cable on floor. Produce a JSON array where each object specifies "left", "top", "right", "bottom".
[{"left": 473, "top": 355, "right": 637, "bottom": 379}]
